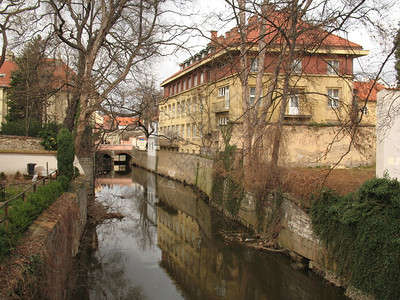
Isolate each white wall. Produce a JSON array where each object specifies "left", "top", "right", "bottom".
[
  {"left": 0, "top": 152, "right": 57, "bottom": 175},
  {"left": 376, "top": 89, "right": 400, "bottom": 179}
]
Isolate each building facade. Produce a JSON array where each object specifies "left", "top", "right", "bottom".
[
  {"left": 159, "top": 12, "right": 370, "bottom": 159},
  {"left": 0, "top": 54, "right": 73, "bottom": 127}
]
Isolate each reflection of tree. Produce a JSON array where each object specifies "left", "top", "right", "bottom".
[
  {"left": 88, "top": 250, "right": 149, "bottom": 300},
  {"left": 134, "top": 186, "right": 157, "bottom": 251}
]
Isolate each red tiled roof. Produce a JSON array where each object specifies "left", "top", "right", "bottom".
[
  {"left": 354, "top": 80, "right": 386, "bottom": 102},
  {"left": 0, "top": 57, "right": 75, "bottom": 89},
  {"left": 102, "top": 116, "right": 139, "bottom": 129},
  {"left": 0, "top": 59, "right": 17, "bottom": 87},
  {"left": 162, "top": 12, "right": 364, "bottom": 86}
]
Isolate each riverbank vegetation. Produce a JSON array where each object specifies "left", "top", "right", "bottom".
[
  {"left": 0, "top": 176, "right": 70, "bottom": 262},
  {"left": 311, "top": 176, "right": 400, "bottom": 300}
]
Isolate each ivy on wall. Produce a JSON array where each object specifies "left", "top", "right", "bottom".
[{"left": 311, "top": 177, "right": 400, "bottom": 300}]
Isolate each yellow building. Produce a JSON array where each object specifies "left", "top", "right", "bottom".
[{"left": 159, "top": 14, "right": 369, "bottom": 155}]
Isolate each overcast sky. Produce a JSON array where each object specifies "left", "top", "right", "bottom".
[{"left": 155, "top": 0, "right": 399, "bottom": 86}]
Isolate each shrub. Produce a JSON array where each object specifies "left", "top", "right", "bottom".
[
  {"left": 57, "top": 128, "right": 75, "bottom": 180},
  {"left": 39, "top": 122, "right": 60, "bottom": 150},
  {"left": 311, "top": 177, "right": 400, "bottom": 300},
  {"left": 0, "top": 177, "right": 69, "bottom": 262}
]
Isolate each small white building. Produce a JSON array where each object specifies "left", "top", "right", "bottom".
[{"left": 376, "top": 89, "right": 400, "bottom": 179}]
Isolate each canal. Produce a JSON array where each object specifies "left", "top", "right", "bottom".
[{"left": 69, "top": 166, "right": 346, "bottom": 299}]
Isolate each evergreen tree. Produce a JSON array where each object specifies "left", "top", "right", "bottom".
[{"left": 6, "top": 36, "right": 55, "bottom": 134}]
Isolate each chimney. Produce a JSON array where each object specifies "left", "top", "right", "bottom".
[
  {"left": 248, "top": 14, "right": 258, "bottom": 25},
  {"left": 211, "top": 30, "right": 218, "bottom": 43},
  {"left": 5, "top": 51, "right": 15, "bottom": 60}
]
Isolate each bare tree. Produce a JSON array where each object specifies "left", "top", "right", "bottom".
[
  {"left": 216, "top": 0, "right": 397, "bottom": 183},
  {"left": 0, "top": 0, "right": 40, "bottom": 68},
  {"left": 45, "top": 0, "right": 183, "bottom": 155}
]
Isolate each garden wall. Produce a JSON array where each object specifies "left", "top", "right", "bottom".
[
  {"left": 0, "top": 135, "right": 57, "bottom": 176},
  {"left": 0, "top": 176, "right": 88, "bottom": 299}
]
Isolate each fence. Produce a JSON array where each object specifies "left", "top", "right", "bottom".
[{"left": 0, "top": 170, "right": 58, "bottom": 229}]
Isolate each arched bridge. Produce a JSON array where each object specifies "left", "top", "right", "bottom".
[{"left": 96, "top": 144, "right": 134, "bottom": 174}]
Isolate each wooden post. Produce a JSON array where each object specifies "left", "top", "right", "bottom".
[{"left": 22, "top": 192, "right": 26, "bottom": 202}]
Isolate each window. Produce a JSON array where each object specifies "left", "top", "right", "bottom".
[
  {"left": 182, "top": 100, "right": 185, "bottom": 116},
  {"left": 176, "top": 125, "right": 180, "bottom": 137},
  {"left": 0, "top": 74, "right": 5, "bottom": 78},
  {"left": 187, "top": 124, "right": 191, "bottom": 139},
  {"left": 187, "top": 99, "right": 191, "bottom": 114},
  {"left": 291, "top": 59, "right": 302, "bottom": 74},
  {"left": 200, "top": 72, "right": 204, "bottom": 84},
  {"left": 327, "top": 60, "right": 340, "bottom": 75},
  {"left": 250, "top": 87, "right": 256, "bottom": 106},
  {"left": 361, "top": 106, "right": 369, "bottom": 115},
  {"left": 183, "top": 80, "right": 186, "bottom": 90},
  {"left": 172, "top": 103, "right": 176, "bottom": 117},
  {"left": 327, "top": 89, "right": 339, "bottom": 107},
  {"left": 177, "top": 102, "right": 181, "bottom": 117},
  {"left": 250, "top": 58, "right": 258, "bottom": 72},
  {"left": 289, "top": 94, "right": 300, "bottom": 115},
  {"left": 192, "top": 124, "right": 196, "bottom": 139},
  {"left": 193, "top": 74, "right": 197, "bottom": 86},
  {"left": 187, "top": 77, "right": 191, "bottom": 89},
  {"left": 218, "top": 117, "right": 229, "bottom": 126},
  {"left": 218, "top": 86, "right": 229, "bottom": 97}
]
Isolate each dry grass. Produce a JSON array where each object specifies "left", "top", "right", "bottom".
[{"left": 283, "top": 166, "right": 376, "bottom": 209}]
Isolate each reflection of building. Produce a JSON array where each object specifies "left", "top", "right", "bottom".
[{"left": 157, "top": 204, "right": 240, "bottom": 299}]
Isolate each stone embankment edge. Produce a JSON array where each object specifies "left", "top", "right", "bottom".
[{"left": 0, "top": 176, "right": 88, "bottom": 299}]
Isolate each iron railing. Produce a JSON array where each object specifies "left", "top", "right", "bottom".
[{"left": 0, "top": 170, "right": 58, "bottom": 229}]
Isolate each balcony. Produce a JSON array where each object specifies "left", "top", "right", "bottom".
[
  {"left": 212, "top": 101, "right": 229, "bottom": 113},
  {"left": 284, "top": 114, "right": 312, "bottom": 124}
]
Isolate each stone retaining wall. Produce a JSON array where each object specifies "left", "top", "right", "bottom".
[
  {"left": 0, "top": 135, "right": 45, "bottom": 151},
  {"left": 278, "top": 198, "right": 329, "bottom": 268},
  {"left": 0, "top": 176, "right": 88, "bottom": 299},
  {"left": 133, "top": 149, "right": 214, "bottom": 196}
]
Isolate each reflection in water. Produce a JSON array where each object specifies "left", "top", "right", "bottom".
[{"left": 70, "top": 167, "right": 346, "bottom": 300}]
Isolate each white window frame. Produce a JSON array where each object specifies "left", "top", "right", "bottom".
[
  {"left": 327, "top": 60, "right": 340, "bottom": 75},
  {"left": 250, "top": 58, "right": 258, "bottom": 72},
  {"left": 249, "top": 87, "right": 256, "bottom": 106},
  {"left": 361, "top": 105, "right": 369, "bottom": 115},
  {"left": 327, "top": 89, "right": 340, "bottom": 107},
  {"left": 200, "top": 72, "right": 204, "bottom": 84},
  {"left": 193, "top": 74, "right": 197, "bottom": 86},
  {"left": 218, "top": 117, "right": 229, "bottom": 126},
  {"left": 292, "top": 59, "right": 302, "bottom": 74},
  {"left": 218, "top": 86, "right": 229, "bottom": 97},
  {"left": 187, "top": 123, "right": 191, "bottom": 139}
]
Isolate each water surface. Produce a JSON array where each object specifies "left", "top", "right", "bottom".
[{"left": 70, "top": 167, "right": 346, "bottom": 300}]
